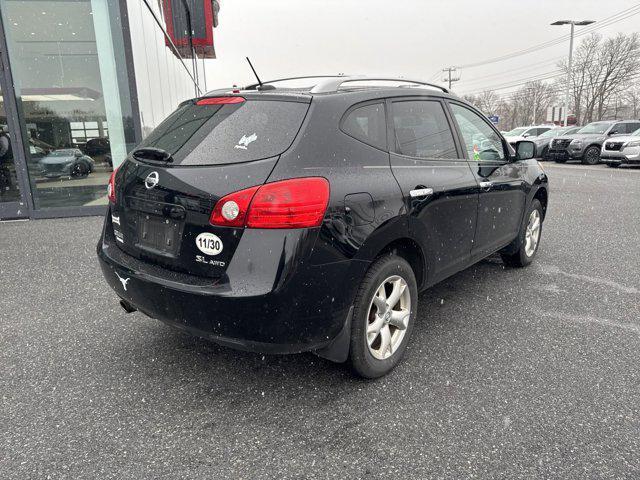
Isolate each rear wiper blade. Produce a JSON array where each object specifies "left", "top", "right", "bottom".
[{"left": 132, "top": 147, "right": 174, "bottom": 164}]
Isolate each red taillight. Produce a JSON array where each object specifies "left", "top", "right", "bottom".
[
  {"left": 196, "top": 96, "right": 245, "bottom": 106},
  {"left": 107, "top": 167, "right": 118, "bottom": 203},
  {"left": 209, "top": 178, "right": 330, "bottom": 229}
]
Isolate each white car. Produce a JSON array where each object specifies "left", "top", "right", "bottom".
[
  {"left": 601, "top": 126, "right": 640, "bottom": 167},
  {"left": 503, "top": 125, "right": 555, "bottom": 146}
]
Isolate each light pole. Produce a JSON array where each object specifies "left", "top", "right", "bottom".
[{"left": 551, "top": 20, "right": 595, "bottom": 126}]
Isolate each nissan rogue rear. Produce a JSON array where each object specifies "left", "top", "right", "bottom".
[{"left": 98, "top": 76, "right": 548, "bottom": 378}]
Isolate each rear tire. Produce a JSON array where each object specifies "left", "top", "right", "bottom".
[
  {"left": 582, "top": 146, "right": 600, "bottom": 165},
  {"left": 348, "top": 254, "right": 418, "bottom": 378},
  {"left": 501, "top": 199, "right": 543, "bottom": 268}
]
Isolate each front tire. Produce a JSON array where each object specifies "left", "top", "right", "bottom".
[
  {"left": 349, "top": 254, "right": 418, "bottom": 378},
  {"left": 71, "top": 162, "right": 89, "bottom": 178},
  {"left": 582, "top": 146, "right": 600, "bottom": 165},
  {"left": 501, "top": 199, "right": 543, "bottom": 268}
]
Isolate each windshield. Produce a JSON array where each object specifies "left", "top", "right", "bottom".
[
  {"left": 47, "top": 150, "right": 77, "bottom": 157},
  {"left": 137, "top": 98, "right": 310, "bottom": 166},
  {"left": 504, "top": 127, "right": 527, "bottom": 136},
  {"left": 538, "top": 129, "right": 559, "bottom": 138},
  {"left": 577, "top": 122, "right": 614, "bottom": 134}
]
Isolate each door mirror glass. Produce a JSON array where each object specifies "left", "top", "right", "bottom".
[{"left": 515, "top": 140, "right": 535, "bottom": 160}]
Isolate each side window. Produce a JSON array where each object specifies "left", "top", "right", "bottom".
[
  {"left": 391, "top": 100, "right": 457, "bottom": 159},
  {"left": 609, "top": 123, "right": 624, "bottom": 135},
  {"left": 449, "top": 103, "right": 506, "bottom": 162},
  {"left": 341, "top": 103, "right": 387, "bottom": 150},
  {"left": 626, "top": 122, "right": 640, "bottom": 134}
]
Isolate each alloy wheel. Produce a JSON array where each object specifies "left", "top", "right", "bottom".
[
  {"left": 585, "top": 148, "right": 600, "bottom": 165},
  {"left": 365, "top": 275, "right": 411, "bottom": 360},
  {"left": 524, "top": 209, "right": 541, "bottom": 257}
]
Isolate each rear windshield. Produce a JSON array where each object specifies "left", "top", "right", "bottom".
[{"left": 136, "top": 99, "right": 309, "bottom": 165}]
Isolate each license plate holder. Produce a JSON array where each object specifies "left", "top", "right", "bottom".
[{"left": 136, "top": 213, "right": 183, "bottom": 257}]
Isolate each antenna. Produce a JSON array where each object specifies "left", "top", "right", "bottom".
[{"left": 246, "top": 57, "right": 262, "bottom": 87}]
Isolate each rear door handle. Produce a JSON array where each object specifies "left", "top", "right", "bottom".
[
  {"left": 409, "top": 187, "right": 434, "bottom": 198},
  {"left": 479, "top": 181, "right": 493, "bottom": 189}
]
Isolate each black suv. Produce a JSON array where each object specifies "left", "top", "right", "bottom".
[{"left": 98, "top": 76, "right": 548, "bottom": 378}]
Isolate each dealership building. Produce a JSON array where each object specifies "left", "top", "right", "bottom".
[{"left": 0, "top": 0, "right": 217, "bottom": 220}]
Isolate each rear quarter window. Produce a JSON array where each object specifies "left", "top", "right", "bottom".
[
  {"left": 341, "top": 103, "right": 387, "bottom": 150},
  {"left": 137, "top": 99, "right": 309, "bottom": 166}
]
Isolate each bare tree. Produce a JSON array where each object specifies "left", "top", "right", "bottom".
[
  {"left": 474, "top": 90, "right": 500, "bottom": 115},
  {"left": 624, "top": 85, "right": 640, "bottom": 119},
  {"left": 557, "top": 33, "right": 640, "bottom": 123}
]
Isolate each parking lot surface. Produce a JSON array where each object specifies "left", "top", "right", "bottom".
[{"left": 1, "top": 163, "right": 639, "bottom": 479}]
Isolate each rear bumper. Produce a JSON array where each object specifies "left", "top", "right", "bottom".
[{"left": 97, "top": 216, "right": 361, "bottom": 354}]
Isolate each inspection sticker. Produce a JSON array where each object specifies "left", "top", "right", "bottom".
[{"left": 195, "top": 232, "right": 223, "bottom": 256}]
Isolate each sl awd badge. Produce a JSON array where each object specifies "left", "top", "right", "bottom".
[{"left": 195, "top": 232, "right": 223, "bottom": 256}]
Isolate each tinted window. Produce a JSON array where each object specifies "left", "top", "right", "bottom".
[
  {"left": 391, "top": 101, "right": 457, "bottom": 159},
  {"left": 450, "top": 103, "right": 506, "bottom": 161},
  {"left": 342, "top": 103, "right": 387, "bottom": 150},
  {"left": 137, "top": 99, "right": 309, "bottom": 165},
  {"left": 624, "top": 122, "right": 640, "bottom": 134}
]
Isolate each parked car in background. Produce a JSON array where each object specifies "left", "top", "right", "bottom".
[
  {"left": 85, "top": 137, "right": 110, "bottom": 157},
  {"left": 601, "top": 126, "right": 640, "bottom": 167},
  {"left": 98, "top": 76, "right": 548, "bottom": 378},
  {"left": 548, "top": 120, "right": 640, "bottom": 165},
  {"left": 503, "top": 125, "right": 555, "bottom": 147},
  {"left": 40, "top": 148, "right": 95, "bottom": 179},
  {"left": 533, "top": 126, "right": 581, "bottom": 160}
]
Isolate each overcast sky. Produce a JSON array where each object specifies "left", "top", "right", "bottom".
[{"left": 204, "top": 0, "right": 640, "bottom": 96}]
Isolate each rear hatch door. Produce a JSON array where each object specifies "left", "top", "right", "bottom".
[{"left": 111, "top": 94, "right": 310, "bottom": 278}]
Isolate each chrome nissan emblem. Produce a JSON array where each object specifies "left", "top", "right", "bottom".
[{"left": 145, "top": 171, "right": 159, "bottom": 189}]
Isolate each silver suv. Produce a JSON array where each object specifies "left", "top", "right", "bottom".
[{"left": 601, "top": 126, "right": 640, "bottom": 167}]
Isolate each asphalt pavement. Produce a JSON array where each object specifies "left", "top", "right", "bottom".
[{"left": 1, "top": 163, "right": 639, "bottom": 479}]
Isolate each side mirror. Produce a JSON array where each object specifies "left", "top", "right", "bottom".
[
  {"left": 75, "top": 151, "right": 83, "bottom": 157},
  {"left": 522, "top": 132, "right": 531, "bottom": 138},
  {"left": 515, "top": 140, "right": 536, "bottom": 161}
]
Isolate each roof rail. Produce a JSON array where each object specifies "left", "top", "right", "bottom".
[
  {"left": 244, "top": 75, "right": 347, "bottom": 91},
  {"left": 309, "top": 76, "right": 449, "bottom": 94}
]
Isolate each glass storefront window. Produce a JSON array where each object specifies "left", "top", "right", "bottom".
[
  {"left": 0, "top": 82, "right": 21, "bottom": 203},
  {"left": 0, "top": 0, "right": 135, "bottom": 210}
]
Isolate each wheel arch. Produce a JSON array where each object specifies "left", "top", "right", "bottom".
[
  {"left": 351, "top": 217, "right": 428, "bottom": 291},
  {"left": 585, "top": 143, "right": 603, "bottom": 156},
  {"left": 533, "top": 185, "right": 548, "bottom": 219}
]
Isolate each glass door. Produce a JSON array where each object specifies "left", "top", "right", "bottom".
[{"left": 0, "top": 73, "right": 28, "bottom": 219}]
